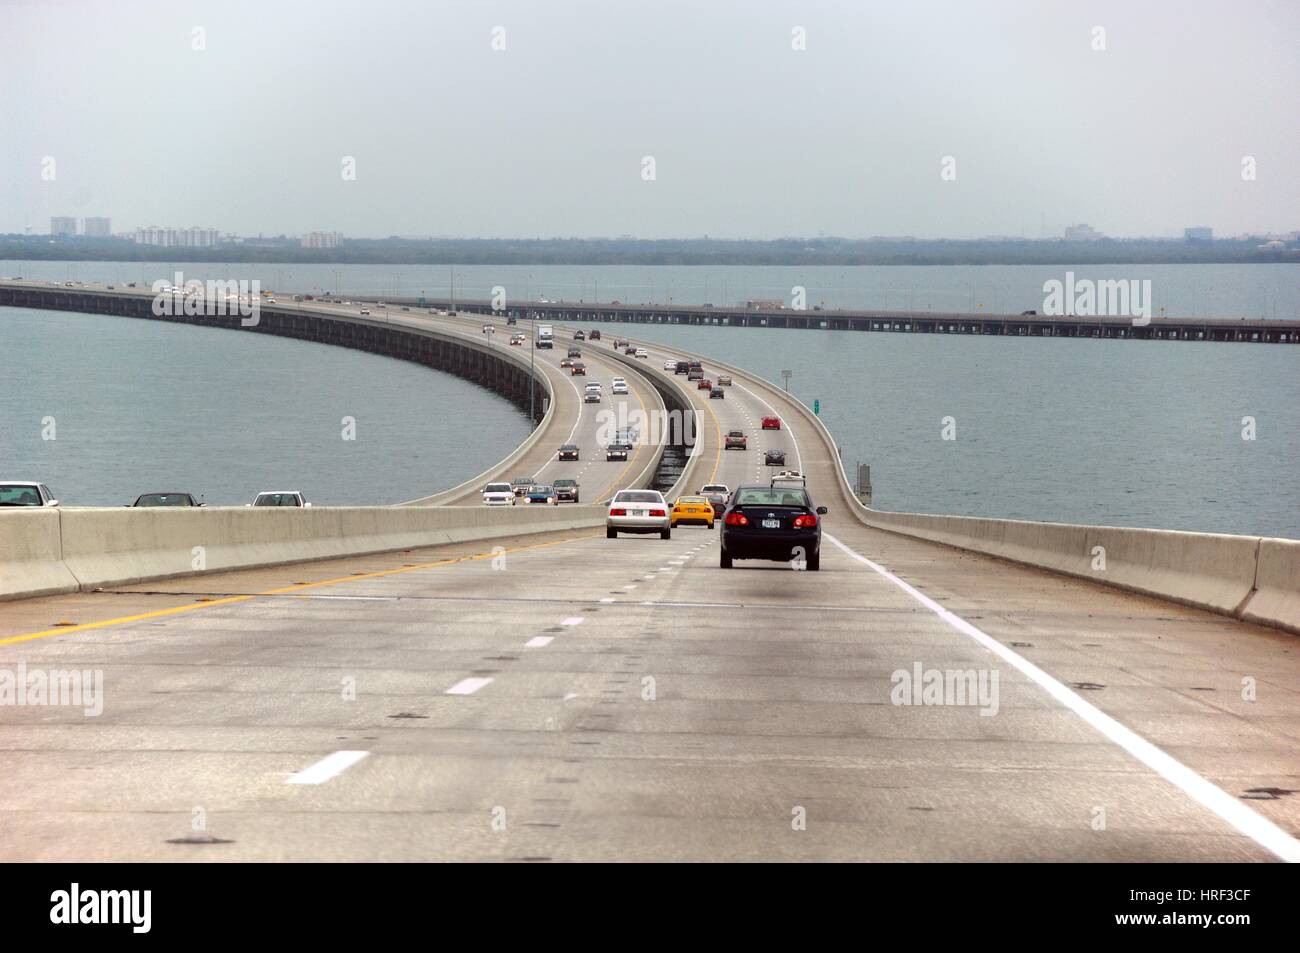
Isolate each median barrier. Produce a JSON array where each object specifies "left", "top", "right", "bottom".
[
  {"left": 0, "top": 509, "right": 80, "bottom": 601},
  {"left": 1241, "top": 538, "right": 1300, "bottom": 634}
]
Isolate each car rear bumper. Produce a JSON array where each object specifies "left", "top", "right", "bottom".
[
  {"left": 721, "top": 528, "right": 819, "bottom": 561},
  {"left": 607, "top": 515, "right": 669, "bottom": 532}
]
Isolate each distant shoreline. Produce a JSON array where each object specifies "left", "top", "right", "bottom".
[{"left": 2, "top": 236, "right": 1295, "bottom": 267}]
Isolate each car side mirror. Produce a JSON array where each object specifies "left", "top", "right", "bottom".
[
  {"left": 46, "top": 500, "right": 59, "bottom": 507},
  {"left": 816, "top": 506, "right": 828, "bottom": 515},
  {"left": 303, "top": 502, "right": 312, "bottom": 507}
]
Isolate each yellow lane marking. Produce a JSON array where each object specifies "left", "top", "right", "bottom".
[{"left": 0, "top": 535, "right": 591, "bottom": 647}]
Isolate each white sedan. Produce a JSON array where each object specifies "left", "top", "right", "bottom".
[{"left": 606, "top": 489, "right": 671, "bottom": 539}]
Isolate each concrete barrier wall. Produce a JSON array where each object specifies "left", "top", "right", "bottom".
[
  {"left": 2, "top": 504, "right": 605, "bottom": 600},
  {"left": 0, "top": 510, "right": 80, "bottom": 600},
  {"left": 1242, "top": 538, "right": 1300, "bottom": 633}
]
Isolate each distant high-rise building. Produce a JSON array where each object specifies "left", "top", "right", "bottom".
[
  {"left": 1184, "top": 226, "right": 1213, "bottom": 241},
  {"left": 84, "top": 217, "right": 112, "bottom": 237},
  {"left": 134, "top": 226, "right": 220, "bottom": 247},
  {"left": 50, "top": 216, "right": 77, "bottom": 236},
  {"left": 301, "top": 231, "right": 344, "bottom": 249},
  {"left": 1063, "top": 224, "right": 1102, "bottom": 241}
]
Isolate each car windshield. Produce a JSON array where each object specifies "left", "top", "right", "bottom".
[
  {"left": 135, "top": 494, "right": 191, "bottom": 506},
  {"left": 513, "top": 477, "right": 532, "bottom": 484},
  {"left": 734, "top": 488, "right": 811, "bottom": 508},
  {"left": 554, "top": 479, "right": 576, "bottom": 487},
  {"left": 614, "top": 491, "right": 662, "bottom": 504},
  {"left": 485, "top": 484, "right": 511, "bottom": 493},
  {"left": 0, "top": 484, "right": 43, "bottom": 506},
  {"left": 254, "top": 493, "right": 300, "bottom": 506},
  {"left": 562, "top": 445, "right": 578, "bottom": 451}
]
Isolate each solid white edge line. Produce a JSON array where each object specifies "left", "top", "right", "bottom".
[
  {"left": 286, "top": 749, "right": 369, "bottom": 785},
  {"left": 822, "top": 531, "right": 1300, "bottom": 863}
]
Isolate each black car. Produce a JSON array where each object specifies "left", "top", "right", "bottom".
[
  {"left": 130, "top": 492, "right": 202, "bottom": 507},
  {"left": 511, "top": 476, "right": 534, "bottom": 496},
  {"left": 606, "top": 444, "right": 628, "bottom": 461},
  {"left": 507, "top": 315, "right": 518, "bottom": 325},
  {"left": 674, "top": 361, "right": 689, "bottom": 374},
  {"left": 567, "top": 347, "right": 581, "bottom": 358},
  {"left": 589, "top": 329, "right": 601, "bottom": 340},
  {"left": 624, "top": 345, "right": 637, "bottom": 355},
  {"left": 557, "top": 444, "right": 580, "bottom": 461},
  {"left": 720, "top": 479, "right": 827, "bottom": 571},
  {"left": 553, "top": 478, "right": 580, "bottom": 503},
  {"left": 765, "top": 449, "right": 786, "bottom": 466}
]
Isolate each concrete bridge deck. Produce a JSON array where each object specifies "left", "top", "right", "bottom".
[{"left": 1, "top": 285, "right": 1297, "bottom": 862}]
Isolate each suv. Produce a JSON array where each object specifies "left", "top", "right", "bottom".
[
  {"left": 511, "top": 476, "right": 534, "bottom": 496},
  {"left": 483, "top": 482, "right": 515, "bottom": 506},
  {"left": 674, "top": 361, "right": 690, "bottom": 374},
  {"left": 720, "top": 479, "right": 828, "bottom": 571},
  {"left": 567, "top": 347, "right": 581, "bottom": 358},
  {"left": 553, "top": 478, "right": 580, "bottom": 503}
]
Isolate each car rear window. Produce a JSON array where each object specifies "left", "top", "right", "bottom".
[
  {"left": 734, "top": 488, "right": 810, "bottom": 508},
  {"left": 614, "top": 491, "right": 662, "bottom": 504}
]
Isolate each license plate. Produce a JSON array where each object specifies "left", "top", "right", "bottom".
[
  {"left": 762, "top": 518, "right": 781, "bottom": 529},
  {"left": 632, "top": 510, "right": 645, "bottom": 517}
]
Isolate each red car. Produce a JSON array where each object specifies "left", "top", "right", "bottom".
[
  {"left": 761, "top": 415, "right": 781, "bottom": 430},
  {"left": 697, "top": 378, "right": 712, "bottom": 390},
  {"left": 571, "top": 363, "right": 586, "bottom": 376}
]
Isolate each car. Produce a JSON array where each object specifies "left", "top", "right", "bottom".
[
  {"left": 611, "top": 378, "right": 629, "bottom": 395},
  {"left": 560, "top": 357, "right": 574, "bottom": 368},
  {"left": 687, "top": 368, "right": 703, "bottom": 381},
  {"left": 584, "top": 389, "right": 601, "bottom": 403},
  {"left": 571, "top": 363, "right": 586, "bottom": 375},
  {"left": 607, "top": 489, "right": 671, "bottom": 539},
  {"left": 130, "top": 492, "right": 202, "bottom": 507},
  {"left": 250, "top": 491, "right": 310, "bottom": 507},
  {"left": 482, "top": 324, "right": 495, "bottom": 334},
  {"left": 0, "top": 482, "right": 59, "bottom": 507},
  {"left": 718, "top": 375, "right": 733, "bottom": 386},
  {"left": 719, "top": 479, "right": 828, "bottom": 571},
  {"left": 525, "top": 484, "right": 558, "bottom": 505},
  {"left": 634, "top": 348, "right": 648, "bottom": 359},
  {"left": 558, "top": 444, "right": 580, "bottom": 461},
  {"left": 589, "top": 329, "right": 601, "bottom": 340},
  {"left": 553, "top": 478, "right": 580, "bottom": 503},
  {"left": 507, "top": 315, "right": 518, "bottom": 325},
  {"left": 761, "top": 415, "right": 781, "bottom": 430},
  {"left": 670, "top": 496, "right": 716, "bottom": 529},
  {"left": 624, "top": 345, "right": 637, "bottom": 355},
  {"left": 674, "top": 361, "right": 690, "bottom": 374},
  {"left": 606, "top": 443, "right": 628, "bottom": 461},
  {"left": 483, "top": 482, "right": 516, "bottom": 506},
  {"left": 710, "top": 386, "right": 725, "bottom": 399},
  {"left": 612, "top": 338, "right": 628, "bottom": 348},
  {"left": 664, "top": 360, "right": 677, "bottom": 371},
  {"left": 699, "top": 483, "right": 731, "bottom": 518},
  {"left": 377, "top": 301, "right": 386, "bottom": 307},
  {"left": 573, "top": 330, "right": 585, "bottom": 340},
  {"left": 509, "top": 334, "right": 525, "bottom": 346},
  {"left": 567, "top": 347, "right": 581, "bottom": 358},
  {"left": 511, "top": 476, "right": 534, "bottom": 496},
  {"left": 697, "top": 378, "right": 712, "bottom": 390},
  {"left": 359, "top": 308, "right": 371, "bottom": 315},
  {"left": 725, "top": 430, "right": 747, "bottom": 450},
  {"left": 765, "top": 449, "right": 786, "bottom": 467}
]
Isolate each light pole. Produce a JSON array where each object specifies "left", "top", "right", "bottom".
[{"left": 528, "top": 309, "right": 536, "bottom": 424}]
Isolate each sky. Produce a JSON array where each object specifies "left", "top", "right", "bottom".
[{"left": 2, "top": 0, "right": 1297, "bottom": 240}]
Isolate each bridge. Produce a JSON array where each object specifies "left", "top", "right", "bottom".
[{"left": 1, "top": 279, "right": 1297, "bottom": 862}]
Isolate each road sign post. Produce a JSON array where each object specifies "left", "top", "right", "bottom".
[{"left": 781, "top": 369, "right": 792, "bottom": 392}]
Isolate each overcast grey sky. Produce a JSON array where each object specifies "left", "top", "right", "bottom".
[{"left": 2, "top": 0, "right": 1296, "bottom": 239}]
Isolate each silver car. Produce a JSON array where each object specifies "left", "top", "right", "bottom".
[{"left": 606, "top": 489, "right": 671, "bottom": 539}]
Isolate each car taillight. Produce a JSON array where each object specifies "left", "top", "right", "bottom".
[
  {"left": 793, "top": 514, "right": 818, "bottom": 528},
  {"left": 649, "top": 508, "right": 666, "bottom": 517},
  {"left": 724, "top": 512, "right": 749, "bottom": 526},
  {"left": 610, "top": 508, "right": 627, "bottom": 516}
]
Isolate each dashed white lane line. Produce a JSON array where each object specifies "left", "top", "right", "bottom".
[
  {"left": 561, "top": 616, "right": 585, "bottom": 626},
  {"left": 623, "top": 584, "right": 638, "bottom": 590},
  {"left": 446, "top": 677, "right": 494, "bottom": 695},
  {"left": 599, "top": 597, "right": 616, "bottom": 603},
  {"left": 286, "top": 750, "right": 369, "bottom": 785},
  {"left": 643, "top": 575, "right": 656, "bottom": 580},
  {"left": 822, "top": 531, "right": 1300, "bottom": 864},
  {"left": 525, "top": 636, "right": 554, "bottom": 648}
]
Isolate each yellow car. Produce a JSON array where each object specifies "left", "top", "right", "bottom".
[{"left": 671, "top": 496, "right": 716, "bottom": 529}]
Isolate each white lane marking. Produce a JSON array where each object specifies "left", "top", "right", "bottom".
[
  {"left": 643, "top": 575, "right": 656, "bottom": 580},
  {"left": 822, "top": 532, "right": 1300, "bottom": 864},
  {"left": 599, "top": 597, "right": 615, "bottom": 603},
  {"left": 564, "top": 692, "right": 579, "bottom": 701},
  {"left": 624, "top": 584, "right": 638, "bottom": 590},
  {"left": 446, "top": 676, "right": 494, "bottom": 695},
  {"left": 286, "top": 750, "right": 369, "bottom": 785},
  {"left": 525, "top": 636, "right": 554, "bottom": 648},
  {"left": 561, "top": 616, "right": 585, "bottom": 626}
]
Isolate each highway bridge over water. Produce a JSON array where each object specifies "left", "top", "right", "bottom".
[{"left": 1, "top": 280, "right": 1297, "bottom": 862}]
